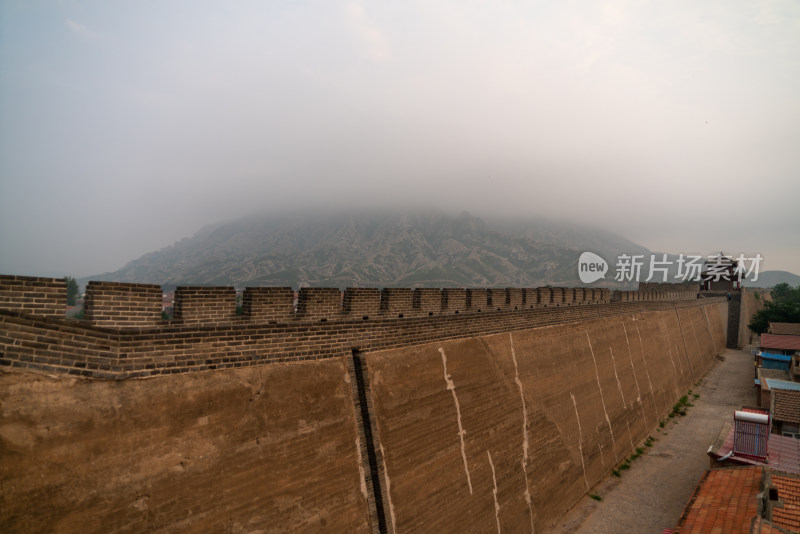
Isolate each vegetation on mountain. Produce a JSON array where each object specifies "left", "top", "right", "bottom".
[{"left": 83, "top": 211, "right": 651, "bottom": 289}]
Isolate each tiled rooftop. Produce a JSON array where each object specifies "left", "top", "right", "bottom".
[
  {"left": 675, "top": 467, "right": 762, "bottom": 533},
  {"left": 769, "top": 472, "right": 800, "bottom": 532},
  {"left": 675, "top": 468, "right": 800, "bottom": 533},
  {"left": 773, "top": 390, "right": 800, "bottom": 425},
  {"left": 761, "top": 334, "right": 800, "bottom": 352},
  {"left": 770, "top": 323, "right": 800, "bottom": 337},
  {"left": 758, "top": 368, "right": 792, "bottom": 382},
  {"left": 750, "top": 516, "right": 786, "bottom": 533}
]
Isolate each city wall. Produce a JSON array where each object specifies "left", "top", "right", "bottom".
[{"left": 0, "top": 275, "right": 725, "bottom": 533}]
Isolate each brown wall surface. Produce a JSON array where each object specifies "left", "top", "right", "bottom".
[
  {"left": 364, "top": 303, "right": 726, "bottom": 532},
  {"left": 0, "top": 360, "right": 371, "bottom": 534},
  {"left": 0, "top": 275, "right": 727, "bottom": 533}
]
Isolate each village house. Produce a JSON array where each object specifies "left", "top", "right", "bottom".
[{"left": 672, "top": 466, "right": 800, "bottom": 533}]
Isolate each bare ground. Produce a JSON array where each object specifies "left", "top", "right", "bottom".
[{"left": 550, "top": 344, "right": 756, "bottom": 534}]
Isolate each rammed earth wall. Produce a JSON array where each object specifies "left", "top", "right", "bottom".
[{"left": 0, "top": 275, "right": 726, "bottom": 533}]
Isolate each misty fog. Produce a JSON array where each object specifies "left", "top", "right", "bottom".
[{"left": 1, "top": 1, "right": 798, "bottom": 277}]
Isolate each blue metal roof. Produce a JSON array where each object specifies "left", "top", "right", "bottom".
[
  {"left": 764, "top": 378, "right": 800, "bottom": 391},
  {"left": 760, "top": 352, "right": 792, "bottom": 362}
]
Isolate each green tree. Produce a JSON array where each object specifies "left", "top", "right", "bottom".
[
  {"left": 65, "top": 276, "right": 79, "bottom": 306},
  {"left": 748, "top": 283, "right": 800, "bottom": 334}
]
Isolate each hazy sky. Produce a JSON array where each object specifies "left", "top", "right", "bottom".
[{"left": 1, "top": 1, "right": 799, "bottom": 277}]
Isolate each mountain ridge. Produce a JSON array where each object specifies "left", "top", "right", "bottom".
[{"left": 82, "top": 210, "right": 655, "bottom": 289}]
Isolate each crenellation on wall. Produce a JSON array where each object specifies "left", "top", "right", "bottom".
[
  {"left": 413, "top": 288, "right": 441, "bottom": 316},
  {"left": 380, "top": 288, "right": 414, "bottom": 318},
  {"left": 296, "top": 287, "right": 341, "bottom": 322},
  {"left": 466, "top": 288, "right": 488, "bottom": 312},
  {"left": 1, "top": 274, "right": 701, "bottom": 331},
  {"left": 537, "top": 287, "right": 552, "bottom": 306},
  {"left": 84, "top": 281, "right": 162, "bottom": 328},
  {"left": 343, "top": 287, "right": 381, "bottom": 319},
  {"left": 488, "top": 288, "right": 509, "bottom": 311},
  {"left": 553, "top": 287, "right": 566, "bottom": 306},
  {"left": 563, "top": 287, "right": 576, "bottom": 305},
  {"left": 174, "top": 286, "right": 236, "bottom": 324},
  {"left": 242, "top": 286, "right": 294, "bottom": 323},
  {"left": 522, "top": 288, "right": 537, "bottom": 308},
  {"left": 441, "top": 288, "right": 467, "bottom": 314},
  {"left": 581, "top": 288, "right": 590, "bottom": 303},
  {"left": 507, "top": 288, "right": 523, "bottom": 309},
  {"left": 0, "top": 274, "right": 67, "bottom": 318}
]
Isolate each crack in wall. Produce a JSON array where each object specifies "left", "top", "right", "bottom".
[
  {"left": 666, "top": 321, "right": 685, "bottom": 379},
  {"left": 570, "top": 392, "right": 590, "bottom": 492},
  {"left": 509, "top": 333, "right": 535, "bottom": 533},
  {"left": 675, "top": 309, "right": 696, "bottom": 383},
  {"left": 622, "top": 321, "right": 649, "bottom": 428},
  {"left": 634, "top": 318, "right": 660, "bottom": 415},
  {"left": 585, "top": 331, "right": 617, "bottom": 463},
  {"left": 658, "top": 317, "right": 680, "bottom": 397},
  {"left": 689, "top": 319, "right": 701, "bottom": 363},
  {"left": 487, "top": 450, "right": 501, "bottom": 534},
  {"left": 597, "top": 442, "right": 606, "bottom": 469},
  {"left": 625, "top": 420, "right": 635, "bottom": 450},
  {"left": 609, "top": 346, "right": 626, "bottom": 409},
  {"left": 439, "top": 347, "right": 473, "bottom": 495}
]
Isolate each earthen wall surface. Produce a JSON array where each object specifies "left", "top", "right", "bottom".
[
  {"left": 0, "top": 275, "right": 725, "bottom": 533},
  {"left": 364, "top": 302, "right": 727, "bottom": 532},
  {"left": 0, "top": 361, "right": 370, "bottom": 533}
]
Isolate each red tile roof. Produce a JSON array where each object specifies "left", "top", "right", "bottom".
[
  {"left": 773, "top": 390, "right": 800, "bottom": 425},
  {"left": 675, "top": 468, "right": 800, "bottom": 533},
  {"left": 761, "top": 334, "right": 800, "bottom": 352},
  {"left": 750, "top": 516, "right": 786, "bottom": 533},
  {"left": 675, "top": 467, "right": 762, "bottom": 533},
  {"left": 769, "top": 472, "right": 800, "bottom": 532}
]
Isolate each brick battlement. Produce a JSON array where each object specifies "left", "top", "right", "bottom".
[
  {"left": 0, "top": 298, "right": 718, "bottom": 382},
  {"left": 0, "top": 275, "right": 66, "bottom": 318},
  {"left": 0, "top": 276, "right": 704, "bottom": 331},
  {"left": 0, "top": 274, "right": 702, "bottom": 381}
]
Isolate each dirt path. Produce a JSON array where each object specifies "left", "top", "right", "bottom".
[{"left": 551, "top": 345, "right": 756, "bottom": 533}]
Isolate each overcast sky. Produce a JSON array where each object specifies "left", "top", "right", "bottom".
[{"left": 1, "top": 1, "right": 798, "bottom": 278}]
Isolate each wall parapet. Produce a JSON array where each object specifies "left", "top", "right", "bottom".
[
  {"left": 0, "top": 276, "right": 700, "bottom": 331},
  {"left": 0, "top": 275, "right": 66, "bottom": 318},
  {"left": 85, "top": 281, "right": 162, "bottom": 328},
  {"left": 0, "top": 296, "right": 724, "bottom": 381}
]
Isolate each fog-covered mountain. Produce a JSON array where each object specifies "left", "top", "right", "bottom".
[{"left": 84, "top": 210, "right": 653, "bottom": 289}]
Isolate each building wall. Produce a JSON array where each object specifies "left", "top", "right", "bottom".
[{"left": 0, "top": 276, "right": 725, "bottom": 533}]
